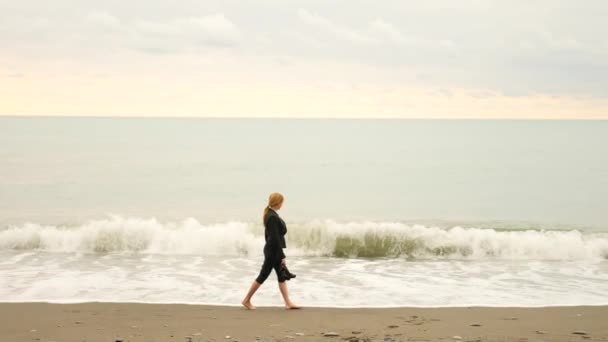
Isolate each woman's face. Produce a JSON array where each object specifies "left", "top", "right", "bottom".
[{"left": 275, "top": 201, "right": 283, "bottom": 210}]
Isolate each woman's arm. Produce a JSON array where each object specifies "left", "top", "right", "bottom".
[{"left": 267, "top": 215, "right": 286, "bottom": 261}]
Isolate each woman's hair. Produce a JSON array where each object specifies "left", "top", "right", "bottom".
[{"left": 263, "top": 192, "right": 284, "bottom": 223}]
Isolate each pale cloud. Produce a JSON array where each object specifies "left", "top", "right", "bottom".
[
  {"left": 134, "top": 14, "right": 239, "bottom": 43},
  {"left": 297, "top": 9, "right": 374, "bottom": 44},
  {"left": 86, "top": 11, "right": 121, "bottom": 30},
  {"left": 368, "top": 19, "right": 409, "bottom": 44},
  {"left": 0, "top": 0, "right": 607, "bottom": 118},
  {"left": 296, "top": 9, "right": 409, "bottom": 46},
  {"left": 6, "top": 73, "right": 24, "bottom": 78},
  {"left": 129, "top": 14, "right": 240, "bottom": 52}
]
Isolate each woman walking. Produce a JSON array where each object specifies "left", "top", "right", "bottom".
[{"left": 242, "top": 192, "right": 301, "bottom": 310}]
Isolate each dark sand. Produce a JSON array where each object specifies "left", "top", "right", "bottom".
[{"left": 1, "top": 303, "right": 607, "bottom": 342}]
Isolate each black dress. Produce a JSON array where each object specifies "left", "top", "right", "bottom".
[{"left": 255, "top": 208, "right": 287, "bottom": 283}]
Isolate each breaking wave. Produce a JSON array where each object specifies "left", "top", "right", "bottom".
[{"left": 1, "top": 216, "right": 607, "bottom": 260}]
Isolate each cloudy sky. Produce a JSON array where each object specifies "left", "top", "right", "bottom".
[{"left": 1, "top": 0, "right": 607, "bottom": 118}]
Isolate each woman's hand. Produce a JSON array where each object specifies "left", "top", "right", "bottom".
[{"left": 281, "top": 258, "right": 286, "bottom": 265}]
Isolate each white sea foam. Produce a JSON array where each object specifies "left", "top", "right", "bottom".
[{"left": 1, "top": 251, "right": 607, "bottom": 307}]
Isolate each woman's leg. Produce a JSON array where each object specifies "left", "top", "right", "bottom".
[
  {"left": 278, "top": 282, "right": 301, "bottom": 309},
  {"left": 241, "top": 281, "right": 261, "bottom": 310},
  {"left": 242, "top": 257, "right": 273, "bottom": 310},
  {"left": 273, "top": 260, "right": 301, "bottom": 309}
]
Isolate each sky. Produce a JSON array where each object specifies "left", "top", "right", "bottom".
[{"left": 1, "top": 0, "right": 607, "bottom": 119}]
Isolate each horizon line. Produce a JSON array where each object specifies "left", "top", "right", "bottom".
[{"left": 1, "top": 114, "right": 607, "bottom": 121}]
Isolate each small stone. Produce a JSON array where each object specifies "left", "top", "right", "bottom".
[
  {"left": 388, "top": 325, "right": 399, "bottom": 329},
  {"left": 295, "top": 333, "right": 305, "bottom": 336},
  {"left": 470, "top": 323, "right": 482, "bottom": 327},
  {"left": 185, "top": 336, "right": 193, "bottom": 342},
  {"left": 572, "top": 331, "right": 588, "bottom": 335},
  {"left": 324, "top": 332, "right": 340, "bottom": 337},
  {"left": 225, "top": 336, "right": 231, "bottom": 339},
  {"left": 352, "top": 331, "right": 362, "bottom": 334},
  {"left": 75, "top": 321, "right": 83, "bottom": 324},
  {"left": 452, "top": 336, "right": 462, "bottom": 340},
  {"left": 115, "top": 339, "right": 124, "bottom": 342}
]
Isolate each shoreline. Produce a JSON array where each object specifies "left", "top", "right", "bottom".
[
  {"left": 1, "top": 302, "right": 606, "bottom": 342},
  {"left": 4, "top": 300, "right": 608, "bottom": 309}
]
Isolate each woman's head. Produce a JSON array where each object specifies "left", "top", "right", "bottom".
[
  {"left": 268, "top": 192, "right": 284, "bottom": 210},
  {"left": 263, "top": 192, "right": 284, "bottom": 222}
]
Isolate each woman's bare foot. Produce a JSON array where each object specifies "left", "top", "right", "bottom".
[
  {"left": 285, "top": 303, "right": 302, "bottom": 310},
  {"left": 242, "top": 300, "right": 256, "bottom": 310}
]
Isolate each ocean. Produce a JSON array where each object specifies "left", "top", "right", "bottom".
[{"left": 1, "top": 117, "right": 607, "bottom": 307}]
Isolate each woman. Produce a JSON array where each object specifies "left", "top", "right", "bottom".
[{"left": 241, "top": 192, "right": 301, "bottom": 310}]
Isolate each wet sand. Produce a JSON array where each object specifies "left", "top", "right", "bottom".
[{"left": 1, "top": 303, "right": 607, "bottom": 342}]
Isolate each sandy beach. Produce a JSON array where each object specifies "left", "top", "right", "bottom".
[{"left": 0, "top": 303, "right": 606, "bottom": 342}]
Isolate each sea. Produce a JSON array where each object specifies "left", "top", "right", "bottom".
[{"left": 1, "top": 117, "right": 607, "bottom": 307}]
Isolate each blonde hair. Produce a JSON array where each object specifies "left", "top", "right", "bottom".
[{"left": 263, "top": 192, "right": 284, "bottom": 223}]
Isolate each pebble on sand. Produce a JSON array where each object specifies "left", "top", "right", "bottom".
[
  {"left": 452, "top": 336, "right": 462, "bottom": 340},
  {"left": 323, "top": 332, "right": 340, "bottom": 337},
  {"left": 572, "top": 330, "right": 588, "bottom": 335},
  {"left": 470, "top": 323, "right": 482, "bottom": 327},
  {"left": 295, "top": 332, "right": 305, "bottom": 336}
]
